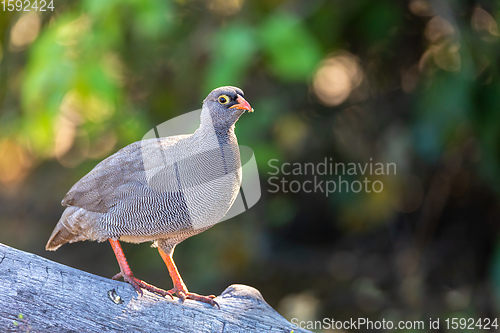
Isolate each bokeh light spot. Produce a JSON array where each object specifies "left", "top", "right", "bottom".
[
  {"left": 56, "top": 14, "right": 91, "bottom": 47},
  {"left": 278, "top": 292, "right": 320, "bottom": 324},
  {"left": 0, "top": 139, "right": 33, "bottom": 186},
  {"left": 207, "top": 0, "right": 244, "bottom": 16},
  {"left": 313, "top": 53, "right": 363, "bottom": 106},
  {"left": 274, "top": 114, "right": 309, "bottom": 155},
  {"left": 472, "top": 6, "right": 499, "bottom": 38},
  {"left": 408, "top": 0, "right": 433, "bottom": 17},
  {"left": 425, "top": 16, "right": 455, "bottom": 43},
  {"left": 9, "top": 12, "right": 41, "bottom": 51}
]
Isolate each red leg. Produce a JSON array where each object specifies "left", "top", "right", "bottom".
[
  {"left": 158, "top": 247, "right": 218, "bottom": 308},
  {"left": 109, "top": 239, "right": 172, "bottom": 298}
]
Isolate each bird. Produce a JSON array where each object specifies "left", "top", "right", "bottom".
[{"left": 46, "top": 86, "right": 253, "bottom": 307}]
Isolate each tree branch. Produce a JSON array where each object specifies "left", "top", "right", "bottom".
[{"left": 0, "top": 243, "right": 309, "bottom": 333}]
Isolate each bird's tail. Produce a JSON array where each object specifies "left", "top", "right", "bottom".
[{"left": 46, "top": 206, "right": 93, "bottom": 251}]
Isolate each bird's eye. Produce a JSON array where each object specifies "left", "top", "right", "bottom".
[{"left": 218, "top": 95, "right": 230, "bottom": 105}]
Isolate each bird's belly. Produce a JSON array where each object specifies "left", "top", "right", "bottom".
[
  {"left": 117, "top": 170, "right": 240, "bottom": 244},
  {"left": 183, "top": 169, "right": 241, "bottom": 230}
]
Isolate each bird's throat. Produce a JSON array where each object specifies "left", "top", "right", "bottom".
[{"left": 213, "top": 123, "right": 236, "bottom": 146}]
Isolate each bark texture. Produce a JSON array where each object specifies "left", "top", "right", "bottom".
[{"left": 0, "top": 243, "right": 310, "bottom": 333}]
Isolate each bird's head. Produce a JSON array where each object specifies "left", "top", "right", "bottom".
[{"left": 202, "top": 86, "right": 253, "bottom": 130}]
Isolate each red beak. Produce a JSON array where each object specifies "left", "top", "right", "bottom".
[{"left": 230, "top": 95, "right": 254, "bottom": 112}]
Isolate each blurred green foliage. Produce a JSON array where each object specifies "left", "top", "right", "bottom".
[{"left": 1, "top": 0, "right": 500, "bottom": 332}]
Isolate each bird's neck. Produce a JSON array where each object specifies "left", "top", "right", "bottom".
[
  {"left": 197, "top": 122, "right": 236, "bottom": 146},
  {"left": 213, "top": 123, "right": 236, "bottom": 145},
  {"left": 199, "top": 108, "right": 237, "bottom": 146}
]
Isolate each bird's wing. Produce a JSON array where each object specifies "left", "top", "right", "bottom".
[{"left": 62, "top": 135, "right": 190, "bottom": 213}]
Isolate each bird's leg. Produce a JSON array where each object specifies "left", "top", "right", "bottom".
[
  {"left": 158, "top": 247, "right": 219, "bottom": 308},
  {"left": 108, "top": 239, "right": 172, "bottom": 299}
]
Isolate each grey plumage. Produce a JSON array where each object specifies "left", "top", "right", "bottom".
[{"left": 46, "top": 86, "right": 250, "bottom": 256}]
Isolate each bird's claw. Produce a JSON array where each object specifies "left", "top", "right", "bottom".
[
  {"left": 112, "top": 270, "right": 217, "bottom": 307},
  {"left": 112, "top": 272, "right": 173, "bottom": 299},
  {"left": 186, "top": 293, "right": 219, "bottom": 309},
  {"left": 168, "top": 287, "right": 219, "bottom": 308}
]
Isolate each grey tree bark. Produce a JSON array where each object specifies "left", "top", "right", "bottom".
[{"left": 0, "top": 243, "right": 310, "bottom": 333}]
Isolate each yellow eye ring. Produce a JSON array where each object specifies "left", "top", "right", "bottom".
[{"left": 218, "top": 95, "right": 230, "bottom": 104}]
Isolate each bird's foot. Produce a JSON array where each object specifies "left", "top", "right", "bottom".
[
  {"left": 168, "top": 287, "right": 219, "bottom": 308},
  {"left": 112, "top": 272, "right": 173, "bottom": 299}
]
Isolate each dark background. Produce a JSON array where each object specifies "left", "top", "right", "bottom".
[{"left": 1, "top": 0, "right": 500, "bottom": 331}]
